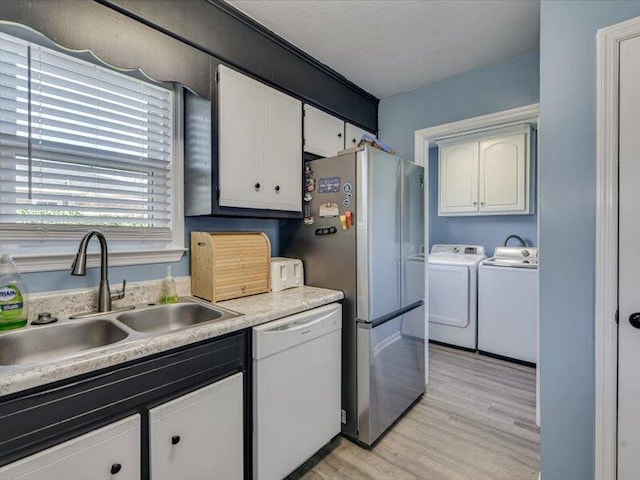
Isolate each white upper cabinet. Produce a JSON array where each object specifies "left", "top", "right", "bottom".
[
  {"left": 345, "top": 122, "right": 368, "bottom": 149},
  {"left": 304, "top": 105, "right": 345, "bottom": 157},
  {"left": 267, "top": 90, "right": 303, "bottom": 211},
  {"left": 218, "top": 66, "right": 265, "bottom": 210},
  {"left": 438, "top": 125, "right": 532, "bottom": 216},
  {"left": 479, "top": 132, "right": 527, "bottom": 213},
  {"left": 218, "top": 65, "right": 302, "bottom": 212},
  {"left": 439, "top": 141, "right": 479, "bottom": 214}
]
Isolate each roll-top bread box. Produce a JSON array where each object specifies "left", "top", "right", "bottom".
[{"left": 191, "top": 232, "right": 271, "bottom": 302}]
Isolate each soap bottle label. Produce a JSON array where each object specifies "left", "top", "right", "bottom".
[{"left": 0, "top": 284, "right": 24, "bottom": 321}]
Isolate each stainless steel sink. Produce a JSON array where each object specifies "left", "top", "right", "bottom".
[
  {"left": 0, "top": 319, "right": 129, "bottom": 366},
  {"left": 116, "top": 302, "right": 239, "bottom": 334}
]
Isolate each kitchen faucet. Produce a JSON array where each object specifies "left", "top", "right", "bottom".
[
  {"left": 71, "top": 230, "right": 126, "bottom": 312},
  {"left": 503, "top": 234, "right": 527, "bottom": 247}
]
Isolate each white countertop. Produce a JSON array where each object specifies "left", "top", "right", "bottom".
[{"left": 0, "top": 286, "right": 343, "bottom": 398}]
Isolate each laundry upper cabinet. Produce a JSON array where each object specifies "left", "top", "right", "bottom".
[
  {"left": 218, "top": 65, "right": 302, "bottom": 212},
  {"left": 438, "top": 125, "right": 532, "bottom": 216},
  {"left": 438, "top": 141, "right": 479, "bottom": 214},
  {"left": 303, "top": 105, "right": 345, "bottom": 157}
]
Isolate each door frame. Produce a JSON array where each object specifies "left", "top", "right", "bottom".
[
  {"left": 596, "top": 15, "right": 640, "bottom": 480},
  {"left": 413, "top": 104, "right": 539, "bottom": 389}
]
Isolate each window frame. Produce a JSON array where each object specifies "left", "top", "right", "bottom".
[{"left": 0, "top": 33, "right": 185, "bottom": 273}]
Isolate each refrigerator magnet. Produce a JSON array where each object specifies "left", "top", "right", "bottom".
[{"left": 319, "top": 202, "right": 339, "bottom": 218}]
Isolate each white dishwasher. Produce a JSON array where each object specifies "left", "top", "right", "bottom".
[{"left": 253, "top": 303, "right": 342, "bottom": 480}]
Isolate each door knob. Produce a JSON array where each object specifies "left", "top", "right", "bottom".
[{"left": 629, "top": 312, "right": 640, "bottom": 329}]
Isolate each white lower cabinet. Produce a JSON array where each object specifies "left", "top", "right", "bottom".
[
  {"left": 149, "top": 373, "right": 244, "bottom": 480},
  {"left": 0, "top": 415, "right": 141, "bottom": 480}
]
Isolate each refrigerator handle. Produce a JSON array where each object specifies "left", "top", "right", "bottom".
[{"left": 398, "top": 257, "right": 402, "bottom": 306}]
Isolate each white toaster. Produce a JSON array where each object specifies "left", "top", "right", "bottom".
[{"left": 270, "top": 257, "right": 304, "bottom": 292}]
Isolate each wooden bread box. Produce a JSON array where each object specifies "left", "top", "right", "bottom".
[{"left": 191, "top": 232, "right": 271, "bottom": 302}]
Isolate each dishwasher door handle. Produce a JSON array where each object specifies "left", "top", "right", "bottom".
[{"left": 263, "top": 311, "right": 335, "bottom": 333}]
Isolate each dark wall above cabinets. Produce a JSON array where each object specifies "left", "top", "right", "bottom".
[
  {"left": 0, "top": 0, "right": 212, "bottom": 99},
  {"left": 99, "top": 0, "right": 379, "bottom": 133}
]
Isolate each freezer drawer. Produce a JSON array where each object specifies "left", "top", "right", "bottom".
[{"left": 357, "top": 304, "right": 425, "bottom": 446}]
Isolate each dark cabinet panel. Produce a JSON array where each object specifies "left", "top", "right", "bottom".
[{"left": 101, "top": 0, "right": 378, "bottom": 132}]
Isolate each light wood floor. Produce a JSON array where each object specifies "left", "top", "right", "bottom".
[{"left": 289, "top": 344, "right": 539, "bottom": 480}]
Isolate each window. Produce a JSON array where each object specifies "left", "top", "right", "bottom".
[{"left": 0, "top": 32, "right": 184, "bottom": 271}]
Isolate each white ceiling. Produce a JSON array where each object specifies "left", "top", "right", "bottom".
[{"left": 226, "top": 0, "right": 540, "bottom": 99}]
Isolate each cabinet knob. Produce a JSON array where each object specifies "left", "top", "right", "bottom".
[
  {"left": 171, "top": 435, "right": 181, "bottom": 445},
  {"left": 254, "top": 183, "right": 261, "bottom": 190},
  {"left": 337, "top": 132, "right": 342, "bottom": 138},
  {"left": 473, "top": 201, "right": 477, "bottom": 206},
  {"left": 275, "top": 185, "right": 280, "bottom": 192},
  {"left": 110, "top": 463, "right": 122, "bottom": 475},
  {"left": 481, "top": 201, "right": 485, "bottom": 206}
]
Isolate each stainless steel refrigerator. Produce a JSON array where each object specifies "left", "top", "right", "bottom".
[{"left": 283, "top": 146, "right": 425, "bottom": 446}]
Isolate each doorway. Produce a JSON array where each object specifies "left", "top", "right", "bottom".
[
  {"left": 414, "top": 105, "right": 541, "bottom": 479},
  {"left": 595, "top": 15, "right": 640, "bottom": 480}
]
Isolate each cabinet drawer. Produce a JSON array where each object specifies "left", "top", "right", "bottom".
[
  {"left": 0, "top": 415, "right": 140, "bottom": 480},
  {"left": 149, "top": 373, "right": 244, "bottom": 480}
]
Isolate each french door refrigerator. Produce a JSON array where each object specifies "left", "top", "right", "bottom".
[{"left": 284, "top": 146, "right": 425, "bottom": 446}]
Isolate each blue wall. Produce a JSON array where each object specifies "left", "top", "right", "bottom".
[
  {"left": 539, "top": 2, "right": 640, "bottom": 479},
  {"left": 21, "top": 217, "right": 279, "bottom": 293},
  {"left": 379, "top": 51, "right": 539, "bottom": 256}
]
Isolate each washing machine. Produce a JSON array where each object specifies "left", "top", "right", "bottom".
[
  {"left": 478, "top": 246, "right": 538, "bottom": 364},
  {"left": 428, "top": 244, "right": 486, "bottom": 349}
]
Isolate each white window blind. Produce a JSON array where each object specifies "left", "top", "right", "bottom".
[{"left": 0, "top": 32, "right": 174, "bottom": 238}]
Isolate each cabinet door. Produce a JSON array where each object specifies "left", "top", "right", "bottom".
[
  {"left": 0, "top": 415, "right": 140, "bottom": 480},
  {"left": 303, "top": 105, "right": 344, "bottom": 157},
  {"left": 345, "top": 123, "right": 368, "bottom": 149},
  {"left": 479, "top": 132, "right": 527, "bottom": 213},
  {"left": 438, "top": 142, "right": 479, "bottom": 214},
  {"left": 218, "top": 65, "right": 266, "bottom": 209},
  {"left": 267, "top": 90, "right": 302, "bottom": 211},
  {"left": 149, "top": 373, "right": 243, "bottom": 480}
]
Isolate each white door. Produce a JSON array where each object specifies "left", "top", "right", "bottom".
[
  {"left": 479, "top": 132, "right": 527, "bottom": 213},
  {"left": 218, "top": 65, "right": 266, "bottom": 209},
  {"left": 303, "top": 105, "right": 344, "bottom": 157},
  {"left": 617, "top": 34, "right": 640, "bottom": 479},
  {"left": 149, "top": 373, "right": 244, "bottom": 480},
  {"left": 266, "top": 89, "right": 302, "bottom": 211},
  {"left": 438, "top": 141, "right": 479, "bottom": 214},
  {"left": 345, "top": 122, "right": 368, "bottom": 149},
  {"left": 0, "top": 415, "right": 140, "bottom": 480}
]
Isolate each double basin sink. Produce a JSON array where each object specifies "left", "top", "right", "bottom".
[{"left": 0, "top": 299, "right": 241, "bottom": 367}]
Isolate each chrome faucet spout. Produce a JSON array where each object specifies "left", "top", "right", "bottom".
[{"left": 70, "top": 230, "right": 125, "bottom": 313}]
